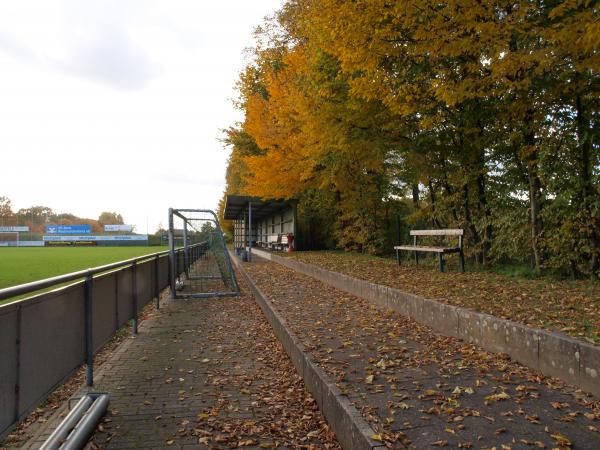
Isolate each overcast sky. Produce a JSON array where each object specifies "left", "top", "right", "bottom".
[{"left": 0, "top": 0, "right": 282, "bottom": 234}]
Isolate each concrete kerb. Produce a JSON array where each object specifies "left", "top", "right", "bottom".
[
  {"left": 479, "top": 314, "right": 541, "bottom": 370},
  {"left": 255, "top": 249, "right": 600, "bottom": 398},
  {"left": 231, "top": 254, "right": 385, "bottom": 450},
  {"left": 580, "top": 342, "right": 600, "bottom": 394}
]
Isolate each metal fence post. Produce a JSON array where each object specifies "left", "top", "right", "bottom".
[
  {"left": 131, "top": 261, "right": 138, "bottom": 335},
  {"left": 183, "top": 220, "right": 189, "bottom": 277},
  {"left": 14, "top": 305, "right": 22, "bottom": 422},
  {"left": 84, "top": 272, "right": 94, "bottom": 386},
  {"left": 154, "top": 254, "right": 160, "bottom": 310},
  {"left": 114, "top": 271, "right": 119, "bottom": 332},
  {"left": 168, "top": 208, "right": 176, "bottom": 299}
]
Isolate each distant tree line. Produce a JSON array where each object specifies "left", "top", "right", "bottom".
[
  {"left": 219, "top": 0, "right": 599, "bottom": 278},
  {"left": 0, "top": 196, "right": 124, "bottom": 234}
]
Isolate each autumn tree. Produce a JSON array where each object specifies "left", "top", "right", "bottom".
[
  {"left": 220, "top": 0, "right": 599, "bottom": 277},
  {"left": 0, "top": 196, "right": 13, "bottom": 219},
  {"left": 98, "top": 212, "right": 124, "bottom": 225}
]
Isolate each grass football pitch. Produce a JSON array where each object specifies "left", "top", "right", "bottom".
[{"left": 0, "top": 246, "right": 168, "bottom": 292}]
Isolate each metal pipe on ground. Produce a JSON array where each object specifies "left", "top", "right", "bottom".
[
  {"left": 39, "top": 396, "right": 93, "bottom": 450},
  {"left": 61, "top": 394, "right": 109, "bottom": 450},
  {"left": 39, "top": 394, "right": 109, "bottom": 450}
]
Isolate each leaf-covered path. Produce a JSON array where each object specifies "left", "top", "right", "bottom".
[
  {"left": 245, "top": 258, "right": 600, "bottom": 449},
  {"left": 285, "top": 252, "right": 600, "bottom": 344},
  {"left": 68, "top": 271, "right": 339, "bottom": 449}
]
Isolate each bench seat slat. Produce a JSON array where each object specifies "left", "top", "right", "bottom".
[
  {"left": 394, "top": 245, "right": 460, "bottom": 253},
  {"left": 410, "top": 229, "right": 463, "bottom": 236}
]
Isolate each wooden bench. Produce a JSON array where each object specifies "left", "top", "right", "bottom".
[
  {"left": 267, "top": 235, "right": 279, "bottom": 250},
  {"left": 394, "top": 229, "right": 465, "bottom": 272},
  {"left": 265, "top": 234, "right": 290, "bottom": 251},
  {"left": 279, "top": 235, "right": 289, "bottom": 251},
  {"left": 256, "top": 238, "right": 269, "bottom": 248}
]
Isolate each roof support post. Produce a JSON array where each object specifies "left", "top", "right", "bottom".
[
  {"left": 248, "top": 201, "right": 252, "bottom": 262},
  {"left": 292, "top": 201, "right": 298, "bottom": 250}
]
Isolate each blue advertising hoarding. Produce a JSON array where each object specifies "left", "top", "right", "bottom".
[{"left": 45, "top": 224, "right": 92, "bottom": 234}]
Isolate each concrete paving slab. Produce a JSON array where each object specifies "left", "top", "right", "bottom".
[{"left": 12, "top": 267, "right": 340, "bottom": 450}]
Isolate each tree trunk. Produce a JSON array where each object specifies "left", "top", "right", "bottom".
[
  {"left": 527, "top": 161, "right": 543, "bottom": 272},
  {"left": 476, "top": 172, "right": 492, "bottom": 266},
  {"left": 523, "top": 110, "right": 543, "bottom": 272},
  {"left": 412, "top": 184, "right": 420, "bottom": 208},
  {"left": 575, "top": 93, "right": 600, "bottom": 279},
  {"left": 463, "top": 182, "right": 481, "bottom": 262},
  {"left": 474, "top": 142, "right": 492, "bottom": 265},
  {"left": 428, "top": 179, "right": 442, "bottom": 228},
  {"left": 440, "top": 159, "right": 459, "bottom": 222}
]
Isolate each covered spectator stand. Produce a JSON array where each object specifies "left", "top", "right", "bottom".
[{"left": 224, "top": 195, "right": 297, "bottom": 262}]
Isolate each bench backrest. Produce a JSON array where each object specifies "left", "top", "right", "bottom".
[{"left": 410, "top": 229, "right": 463, "bottom": 236}]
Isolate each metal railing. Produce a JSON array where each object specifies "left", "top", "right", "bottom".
[{"left": 0, "top": 244, "right": 202, "bottom": 438}]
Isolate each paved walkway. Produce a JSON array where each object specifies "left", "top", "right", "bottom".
[
  {"left": 23, "top": 269, "right": 339, "bottom": 449},
  {"left": 245, "top": 258, "right": 600, "bottom": 449}
]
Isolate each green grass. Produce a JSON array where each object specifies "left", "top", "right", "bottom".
[{"left": 0, "top": 246, "right": 168, "bottom": 290}]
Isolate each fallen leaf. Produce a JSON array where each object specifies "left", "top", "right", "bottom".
[
  {"left": 485, "top": 391, "right": 511, "bottom": 402},
  {"left": 550, "top": 432, "right": 572, "bottom": 447}
]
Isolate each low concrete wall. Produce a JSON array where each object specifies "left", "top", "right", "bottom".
[
  {"left": 253, "top": 249, "right": 600, "bottom": 397},
  {"left": 231, "top": 254, "right": 384, "bottom": 450}
]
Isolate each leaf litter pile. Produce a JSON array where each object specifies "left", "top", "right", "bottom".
[
  {"left": 85, "top": 270, "right": 340, "bottom": 449},
  {"left": 245, "top": 259, "right": 600, "bottom": 449},
  {"left": 285, "top": 251, "right": 600, "bottom": 343}
]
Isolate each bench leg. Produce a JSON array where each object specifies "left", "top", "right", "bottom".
[
  {"left": 438, "top": 253, "right": 444, "bottom": 272},
  {"left": 396, "top": 249, "right": 400, "bottom": 266},
  {"left": 459, "top": 250, "right": 465, "bottom": 273},
  {"left": 414, "top": 251, "right": 418, "bottom": 266}
]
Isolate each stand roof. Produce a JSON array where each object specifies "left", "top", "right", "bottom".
[{"left": 223, "top": 195, "right": 295, "bottom": 221}]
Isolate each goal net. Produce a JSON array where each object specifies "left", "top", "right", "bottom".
[
  {"left": 168, "top": 208, "right": 239, "bottom": 299},
  {"left": 0, "top": 232, "right": 19, "bottom": 246}
]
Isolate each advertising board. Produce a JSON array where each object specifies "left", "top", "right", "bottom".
[
  {"left": 43, "top": 235, "right": 148, "bottom": 241},
  {"left": 104, "top": 224, "right": 133, "bottom": 232},
  {"left": 0, "top": 226, "right": 29, "bottom": 232},
  {"left": 45, "top": 224, "right": 92, "bottom": 234},
  {"left": 45, "top": 241, "right": 97, "bottom": 246}
]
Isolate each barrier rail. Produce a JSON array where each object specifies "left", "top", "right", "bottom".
[{"left": 0, "top": 244, "right": 203, "bottom": 438}]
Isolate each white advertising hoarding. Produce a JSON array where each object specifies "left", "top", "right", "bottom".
[
  {"left": 0, "top": 226, "right": 29, "bottom": 232},
  {"left": 0, "top": 241, "right": 43, "bottom": 247},
  {"left": 104, "top": 224, "right": 133, "bottom": 232}
]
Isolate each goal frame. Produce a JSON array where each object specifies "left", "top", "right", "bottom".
[
  {"left": 168, "top": 208, "right": 239, "bottom": 299},
  {"left": 0, "top": 231, "right": 19, "bottom": 246}
]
